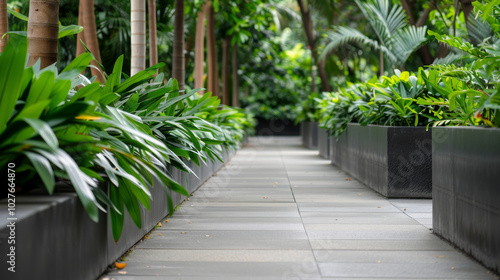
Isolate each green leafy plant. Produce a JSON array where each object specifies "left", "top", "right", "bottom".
[{"left": 0, "top": 35, "right": 253, "bottom": 242}]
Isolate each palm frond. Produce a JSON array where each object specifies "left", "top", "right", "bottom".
[
  {"left": 355, "top": 0, "right": 406, "bottom": 46},
  {"left": 390, "top": 25, "right": 428, "bottom": 67},
  {"left": 263, "top": 3, "right": 302, "bottom": 30},
  {"left": 467, "top": 13, "right": 494, "bottom": 45},
  {"left": 320, "top": 26, "right": 380, "bottom": 61},
  {"left": 432, "top": 52, "right": 467, "bottom": 65}
]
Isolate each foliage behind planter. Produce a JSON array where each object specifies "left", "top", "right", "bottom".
[{"left": 0, "top": 35, "right": 254, "bottom": 242}]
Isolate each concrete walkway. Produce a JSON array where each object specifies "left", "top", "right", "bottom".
[{"left": 102, "top": 137, "right": 498, "bottom": 280}]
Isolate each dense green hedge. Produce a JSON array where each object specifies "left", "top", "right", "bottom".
[
  {"left": 315, "top": 1, "right": 499, "bottom": 138},
  {"left": 0, "top": 36, "right": 254, "bottom": 241}
]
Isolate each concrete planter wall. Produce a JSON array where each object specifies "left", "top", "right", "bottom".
[
  {"left": 255, "top": 117, "right": 301, "bottom": 136},
  {"left": 318, "top": 127, "right": 330, "bottom": 159},
  {"left": 329, "top": 123, "right": 432, "bottom": 198},
  {"left": 432, "top": 127, "right": 500, "bottom": 273},
  {"left": 0, "top": 148, "right": 234, "bottom": 280},
  {"left": 301, "top": 121, "right": 318, "bottom": 149}
]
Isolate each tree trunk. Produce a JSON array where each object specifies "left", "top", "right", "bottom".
[
  {"left": 0, "top": 0, "right": 9, "bottom": 53},
  {"left": 400, "top": 2, "right": 434, "bottom": 65},
  {"left": 194, "top": 2, "right": 210, "bottom": 94},
  {"left": 81, "top": 0, "right": 103, "bottom": 82},
  {"left": 461, "top": 0, "right": 474, "bottom": 22},
  {"left": 172, "top": 0, "right": 185, "bottom": 91},
  {"left": 221, "top": 36, "right": 230, "bottom": 105},
  {"left": 231, "top": 43, "right": 239, "bottom": 107},
  {"left": 297, "top": 0, "right": 331, "bottom": 92},
  {"left": 401, "top": 0, "right": 416, "bottom": 25},
  {"left": 76, "top": 0, "right": 85, "bottom": 56},
  {"left": 28, "top": 0, "right": 60, "bottom": 68},
  {"left": 206, "top": 4, "right": 219, "bottom": 97},
  {"left": 148, "top": 0, "right": 158, "bottom": 69},
  {"left": 131, "top": 0, "right": 146, "bottom": 76}
]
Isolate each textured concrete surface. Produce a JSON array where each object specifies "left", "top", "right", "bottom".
[{"left": 101, "top": 137, "right": 498, "bottom": 280}]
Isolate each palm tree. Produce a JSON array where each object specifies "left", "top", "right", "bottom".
[
  {"left": 297, "top": 0, "right": 331, "bottom": 92},
  {"left": 76, "top": 0, "right": 85, "bottom": 56},
  {"left": 172, "top": 0, "right": 185, "bottom": 90},
  {"left": 148, "top": 0, "right": 158, "bottom": 69},
  {"left": 232, "top": 43, "right": 239, "bottom": 107},
  {"left": 194, "top": 1, "right": 210, "bottom": 94},
  {"left": 206, "top": 2, "right": 219, "bottom": 97},
  {"left": 80, "top": 0, "right": 104, "bottom": 82},
  {"left": 320, "top": 0, "right": 427, "bottom": 75},
  {"left": 222, "top": 36, "right": 230, "bottom": 105},
  {"left": 28, "top": 0, "right": 60, "bottom": 68},
  {"left": 0, "top": 0, "right": 8, "bottom": 53},
  {"left": 131, "top": 0, "right": 146, "bottom": 75}
]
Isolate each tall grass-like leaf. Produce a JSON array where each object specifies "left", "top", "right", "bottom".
[
  {"left": 54, "top": 148, "right": 99, "bottom": 222},
  {"left": 0, "top": 36, "right": 27, "bottom": 134},
  {"left": 23, "top": 151, "right": 55, "bottom": 193},
  {"left": 119, "top": 180, "right": 142, "bottom": 228},
  {"left": 23, "top": 118, "right": 59, "bottom": 150},
  {"left": 110, "top": 185, "right": 125, "bottom": 241},
  {"left": 58, "top": 53, "right": 93, "bottom": 81}
]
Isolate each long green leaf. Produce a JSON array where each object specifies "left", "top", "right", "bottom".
[
  {"left": 23, "top": 151, "right": 55, "bottom": 193},
  {"left": 0, "top": 36, "right": 27, "bottom": 135},
  {"left": 109, "top": 185, "right": 124, "bottom": 241}
]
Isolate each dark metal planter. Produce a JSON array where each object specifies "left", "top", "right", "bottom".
[
  {"left": 301, "top": 121, "right": 319, "bottom": 149},
  {"left": 254, "top": 117, "right": 301, "bottom": 136},
  {"left": 0, "top": 148, "right": 235, "bottom": 280},
  {"left": 432, "top": 126, "right": 500, "bottom": 273},
  {"left": 329, "top": 123, "right": 432, "bottom": 198},
  {"left": 318, "top": 127, "right": 330, "bottom": 159}
]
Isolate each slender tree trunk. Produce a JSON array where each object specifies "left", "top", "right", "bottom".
[
  {"left": 461, "top": 0, "right": 473, "bottom": 22},
  {"left": 81, "top": 0, "right": 103, "bottom": 82},
  {"left": 207, "top": 4, "right": 219, "bottom": 97},
  {"left": 76, "top": 0, "right": 85, "bottom": 56},
  {"left": 222, "top": 36, "right": 230, "bottom": 105},
  {"left": 194, "top": 2, "right": 209, "bottom": 94},
  {"left": 0, "top": 0, "right": 9, "bottom": 53},
  {"left": 297, "top": 0, "right": 331, "bottom": 92},
  {"left": 28, "top": 0, "right": 60, "bottom": 68},
  {"left": 172, "top": 0, "right": 185, "bottom": 91},
  {"left": 401, "top": 1, "right": 433, "bottom": 65},
  {"left": 131, "top": 0, "right": 146, "bottom": 76},
  {"left": 148, "top": 0, "right": 157, "bottom": 69},
  {"left": 231, "top": 43, "right": 239, "bottom": 107},
  {"left": 400, "top": 0, "right": 415, "bottom": 25}
]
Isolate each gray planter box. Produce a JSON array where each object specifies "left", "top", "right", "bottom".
[
  {"left": 301, "top": 121, "right": 318, "bottom": 149},
  {"left": 318, "top": 127, "right": 330, "bottom": 159},
  {"left": 432, "top": 126, "right": 500, "bottom": 273},
  {"left": 329, "top": 123, "right": 432, "bottom": 198},
  {"left": 0, "top": 148, "right": 235, "bottom": 280}
]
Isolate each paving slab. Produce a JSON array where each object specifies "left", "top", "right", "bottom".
[{"left": 101, "top": 136, "right": 498, "bottom": 280}]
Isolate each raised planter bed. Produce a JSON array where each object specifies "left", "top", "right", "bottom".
[
  {"left": 432, "top": 126, "right": 500, "bottom": 273},
  {"left": 318, "top": 127, "right": 330, "bottom": 159},
  {"left": 0, "top": 148, "right": 234, "bottom": 280},
  {"left": 254, "top": 117, "right": 301, "bottom": 136},
  {"left": 301, "top": 121, "right": 318, "bottom": 149},
  {"left": 329, "top": 123, "right": 432, "bottom": 198}
]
